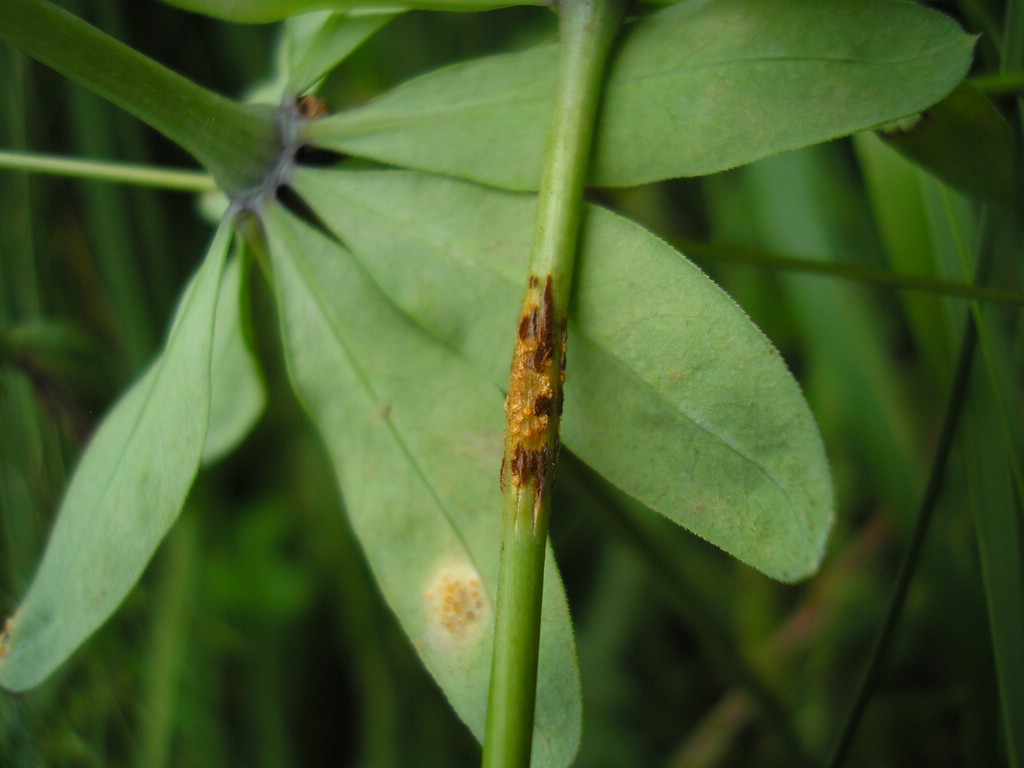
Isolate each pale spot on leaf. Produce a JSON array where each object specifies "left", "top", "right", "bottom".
[{"left": 423, "top": 561, "right": 489, "bottom": 651}]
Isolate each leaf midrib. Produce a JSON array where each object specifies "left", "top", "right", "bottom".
[{"left": 273, "top": 213, "right": 486, "bottom": 593}]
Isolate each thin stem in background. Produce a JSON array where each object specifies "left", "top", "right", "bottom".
[
  {"left": 7, "top": 138, "right": 1017, "bottom": 309},
  {"left": 0, "top": 150, "right": 216, "bottom": 192},
  {"left": 970, "top": 71, "right": 1024, "bottom": 97},
  {"left": 679, "top": 237, "right": 1024, "bottom": 308},
  {"left": 482, "top": 0, "right": 624, "bottom": 765}
]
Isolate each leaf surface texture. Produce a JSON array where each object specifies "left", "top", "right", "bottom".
[
  {"left": 292, "top": 168, "right": 833, "bottom": 580},
  {"left": 0, "top": 219, "right": 233, "bottom": 691},
  {"left": 305, "top": 0, "right": 974, "bottom": 189}
]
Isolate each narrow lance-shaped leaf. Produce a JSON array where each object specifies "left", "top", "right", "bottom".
[
  {"left": 240, "top": 11, "right": 398, "bottom": 114},
  {"left": 202, "top": 253, "right": 266, "bottom": 465},
  {"left": 260, "top": 204, "right": 581, "bottom": 766},
  {"left": 0, "top": 218, "right": 233, "bottom": 691},
  {"left": 291, "top": 168, "right": 832, "bottom": 581},
  {"left": 285, "top": 11, "right": 400, "bottom": 96},
  {"left": 303, "top": 0, "right": 974, "bottom": 191}
]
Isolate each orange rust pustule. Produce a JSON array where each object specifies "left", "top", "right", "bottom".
[
  {"left": 501, "top": 275, "right": 564, "bottom": 501},
  {"left": 297, "top": 94, "right": 329, "bottom": 119}
]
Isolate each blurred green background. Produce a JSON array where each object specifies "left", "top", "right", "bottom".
[{"left": 2, "top": 2, "right": 1022, "bottom": 766}]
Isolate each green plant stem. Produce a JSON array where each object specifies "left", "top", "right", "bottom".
[
  {"left": 0, "top": 149, "right": 215, "bottom": 191},
  {"left": 0, "top": 0, "right": 278, "bottom": 194},
  {"left": 482, "top": 0, "right": 623, "bottom": 766},
  {"left": 969, "top": 71, "right": 1024, "bottom": 97}
]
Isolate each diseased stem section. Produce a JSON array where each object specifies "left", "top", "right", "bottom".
[
  {"left": 500, "top": 273, "right": 566, "bottom": 533},
  {"left": 483, "top": 0, "right": 624, "bottom": 765}
]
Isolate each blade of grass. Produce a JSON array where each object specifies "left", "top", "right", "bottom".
[
  {"left": 963, "top": 336, "right": 1024, "bottom": 768},
  {"left": 824, "top": 307, "right": 978, "bottom": 768},
  {"left": 136, "top": 515, "right": 199, "bottom": 768},
  {"left": 1004, "top": 0, "right": 1024, "bottom": 133},
  {"left": 854, "top": 130, "right": 964, "bottom": 378},
  {"left": 951, "top": 210, "right": 1024, "bottom": 520},
  {"left": 827, "top": 176, "right": 1019, "bottom": 768},
  {"left": 881, "top": 136, "right": 1024, "bottom": 767},
  {"left": 483, "top": 1, "right": 623, "bottom": 765},
  {"left": 953, "top": 209, "right": 1024, "bottom": 767},
  {"left": 0, "top": 50, "right": 41, "bottom": 321},
  {"left": 0, "top": 43, "right": 53, "bottom": 600}
]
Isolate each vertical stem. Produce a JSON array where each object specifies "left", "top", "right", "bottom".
[{"left": 482, "top": 1, "right": 624, "bottom": 766}]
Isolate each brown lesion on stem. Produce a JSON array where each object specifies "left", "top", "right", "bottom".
[{"left": 500, "top": 275, "right": 567, "bottom": 527}]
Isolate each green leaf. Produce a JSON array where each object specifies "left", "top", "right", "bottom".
[
  {"left": 202, "top": 253, "right": 266, "bottom": 465},
  {"left": 260, "top": 203, "right": 581, "bottom": 765},
  {"left": 290, "top": 168, "right": 832, "bottom": 581},
  {"left": 0, "top": 218, "right": 233, "bottom": 692},
  {"left": 285, "top": 11, "right": 400, "bottom": 95},
  {"left": 164, "top": 0, "right": 540, "bottom": 23},
  {"left": 303, "top": 0, "right": 974, "bottom": 190},
  {"left": 879, "top": 82, "right": 1018, "bottom": 203},
  {"left": 725, "top": 147, "right": 924, "bottom": 523}
]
